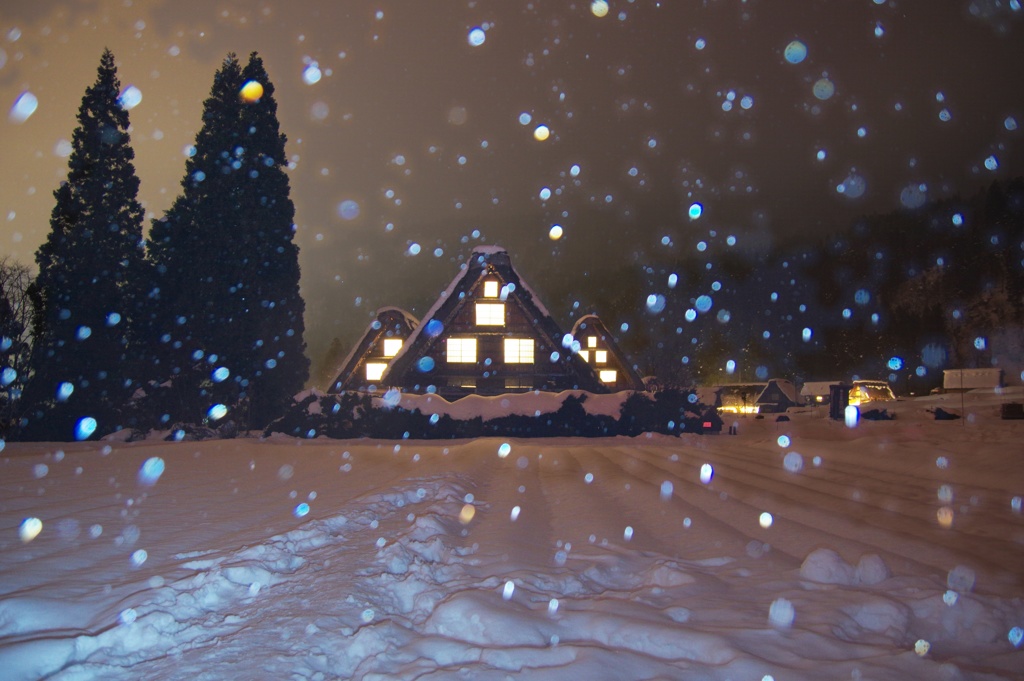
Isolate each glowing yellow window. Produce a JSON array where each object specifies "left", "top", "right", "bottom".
[
  {"left": 365, "top": 362, "right": 387, "bottom": 381},
  {"left": 587, "top": 336, "right": 597, "bottom": 348},
  {"left": 446, "top": 338, "right": 477, "bottom": 363},
  {"left": 504, "top": 338, "right": 534, "bottom": 364},
  {"left": 595, "top": 350, "right": 608, "bottom": 364},
  {"left": 382, "top": 338, "right": 403, "bottom": 357},
  {"left": 475, "top": 303, "right": 505, "bottom": 326},
  {"left": 599, "top": 369, "right": 617, "bottom": 383},
  {"left": 578, "top": 349, "right": 590, "bottom": 362},
  {"left": 483, "top": 280, "right": 499, "bottom": 298}
]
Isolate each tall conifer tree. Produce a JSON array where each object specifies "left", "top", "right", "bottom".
[
  {"left": 149, "top": 53, "right": 307, "bottom": 427},
  {"left": 22, "top": 49, "right": 148, "bottom": 439}
]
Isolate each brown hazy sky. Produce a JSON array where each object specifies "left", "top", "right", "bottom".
[{"left": 2, "top": 0, "right": 1022, "bottom": 365}]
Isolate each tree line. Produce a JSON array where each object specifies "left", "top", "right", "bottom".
[
  {"left": 596, "top": 178, "right": 1024, "bottom": 392},
  {"left": 1, "top": 49, "right": 308, "bottom": 440}
]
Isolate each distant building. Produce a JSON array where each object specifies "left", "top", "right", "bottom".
[
  {"left": 570, "top": 315, "right": 646, "bottom": 392},
  {"left": 800, "top": 381, "right": 839, "bottom": 406},
  {"left": 328, "top": 308, "right": 418, "bottom": 393},
  {"left": 942, "top": 368, "right": 1003, "bottom": 391},
  {"left": 849, "top": 379, "right": 895, "bottom": 405},
  {"left": 755, "top": 378, "right": 802, "bottom": 413},
  {"left": 713, "top": 379, "right": 802, "bottom": 414},
  {"left": 329, "top": 247, "right": 637, "bottom": 399},
  {"left": 716, "top": 383, "right": 767, "bottom": 414}
]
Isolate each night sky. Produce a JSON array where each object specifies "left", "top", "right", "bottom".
[{"left": 2, "top": 0, "right": 1022, "bottom": 371}]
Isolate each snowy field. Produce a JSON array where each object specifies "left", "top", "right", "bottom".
[{"left": 2, "top": 389, "right": 1023, "bottom": 680}]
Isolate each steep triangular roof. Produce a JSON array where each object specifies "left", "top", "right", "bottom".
[
  {"left": 383, "top": 247, "right": 606, "bottom": 397},
  {"left": 755, "top": 378, "right": 802, "bottom": 411},
  {"left": 570, "top": 314, "right": 646, "bottom": 392},
  {"left": 327, "top": 307, "right": 418, "bottom": 392}
]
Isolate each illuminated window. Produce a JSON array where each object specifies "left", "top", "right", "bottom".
[
  {"left": 365, "top": 362, "right": 387, "bottom": 381},
  {"left": 475, "top": 303, "right": 505, "bottom": 326},
  {"left": 504, "top": 338, "right": 534, "bottom": 364},
  {"left": 588, "top": 336, "right": 597, "bottom": 348},
  {"left": 382, "top": 338, "right": 403, "bottom": 357},
  {"left": 446, "top": 338, "right": 477, "bottom": 363},
  {"left": 595, "top": 350, "right": 608, "bottom": 364},
  {"left": 483, "top": 280, "right": 499, "bottom": 298},
  {"left": 599, "top": 369, "right": 617, "bottom": 383},
  {"left": 578, "top": 350, "right": 590, "bottom": 362}
]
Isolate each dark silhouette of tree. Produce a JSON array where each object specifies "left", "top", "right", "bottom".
[
  {"left": 20, "top": 49, "right": 148, "bottom": 440},
  {"left": 0, "top": 258, "right": 33, "bottom": 435},
  {"left": 149, "top": 52, "right": 308, "bottom": 428}
]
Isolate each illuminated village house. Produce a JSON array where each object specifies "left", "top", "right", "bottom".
[
  {"left": 328, "top": 247, "right": 644, "bottom": 399},
  {"left": 329, "top": 308, "right": 418, "bottom": 393}
]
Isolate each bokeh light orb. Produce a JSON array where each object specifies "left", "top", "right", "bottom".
[
  {"left": 813, "top": 77, "right": 835, "bottom": 100},
  {"left": 549, "top": 224, "right": 564, "bottom": 240},
  {"left": 337, "top": 199, "right": 360, "bottom": 220},
  {"left": 533, "top": 124, "right": 550, "bottom": 141},
  {"left": 19, "top": 517, "right": 43, "bottom": 542},
  {"left": 784, "top": 40, "right": 807, "bottom": 64},
  {"left": 240, "top": 80, "right": 264, "bottom": 103}
]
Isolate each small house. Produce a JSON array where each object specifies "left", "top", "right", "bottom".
[
  {"left": 755, "top": 378, "right": 802, "bottom": 413},
  {"left": 800, "top": 381, "right": 839, "bottom": 406},
  {"left": 716, "top": 383, "right": 767, "bottom": 414},
  {"left": 329, "top": 308, "right": 418, "bottom": 393},
  {"left": 942, "top": 368, "right": 1004, "bottom": 391},
  {"left": 849, "top": 379, "right": 895, "bottom": 405},
  {"left": 570, "top": 315, "right": 646, "bottom": 392}
]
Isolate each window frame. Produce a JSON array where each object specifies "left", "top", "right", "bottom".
[{"left": 446, "top": 337, "right": 478, "bottom": 363}]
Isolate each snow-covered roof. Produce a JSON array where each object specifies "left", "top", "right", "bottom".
[
  {"left": 800, "top": 381, "right": 841, "bottom": 397},
  {"left": 757, "top": 378, "right": 801, "bottom": 405},
  {"left": 328, "top": 307, "right": 418, "bottom": 392}
]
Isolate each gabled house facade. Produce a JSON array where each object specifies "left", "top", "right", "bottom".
[
  {"left": 329, "top": 307, "right": 418, "bottom": 393},
  {"left": 570, "top": 315, "right": 646, "bottom": 392},
  {"left": 348, "top": 247, "right": 610, "bottom": 399},
  {"left": 755, "top": 378, "right": 802, "bottom": 413}
]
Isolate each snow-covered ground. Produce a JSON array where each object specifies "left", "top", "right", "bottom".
[{"left": 2, "top": 389, "right": 1023, "bottom": 680}]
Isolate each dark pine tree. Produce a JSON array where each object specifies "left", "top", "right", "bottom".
[
  {"left": 21, "top": 49, "right": 149, "bottom": 440},
  {"left": 149, "top": 53, "right": 307, "bottom": 428}
]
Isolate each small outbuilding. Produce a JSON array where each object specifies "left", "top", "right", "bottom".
[
  {"left": 942, "top": 368, "right": 1004, "bottom": 392},
  {"left": 329, "top": 308, "right": 419, "bottom": 393},
  {"left": 800, "top": 381, "right": 839, "bottom": 406},
  {"left": 570, "top": 314, "right": 646, "bottom": 392}
]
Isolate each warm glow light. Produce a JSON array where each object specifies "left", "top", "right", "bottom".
[
  {"left": 240, "top": 80, "right": 264, "bottom": 103},
  {"left": 365, "top": 362, "right": 386, "bottom": 381},
  {"left": 504, "top": 338, "right": 535, "bottom": 364},
  {"left": 578, "top": 350, "right": 590, "bottom": 362},
  {"left": 533, "top": 124, "right": 550, "bottom": 141},
  {"left": 483, "top": 280, "right": 499, "bottom": 298},
  {"left": 587, "top": 336, "right": 597, "bottom": 348},
  {"left": 548, "top": 225, "right": 563, "bottom": 240},
  {"left": 599, "top": 369, "right": 617, "bottom": 383},
  {"left": 446, "top": 338, "right": 477, "bottom": 363},
  {"left": 475, "top": 303, "right": 505, "bottom": 326},
  {"left": 595, "top": 350, "right": 607, "bottom": 364},
  {"left": 382, "top": 338, "right": 403, "bottom": 357},
  {"left": 459, "top": 504, "right": 476, "bottom": 524},
  {"left": 719, "top": 405, "right": 760, "bottom": 414}
]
